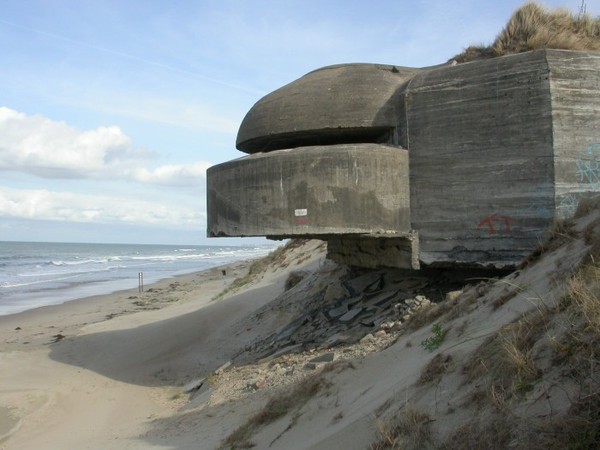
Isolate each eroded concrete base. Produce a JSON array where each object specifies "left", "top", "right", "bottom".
[{"left": 326, "top": 232, "right": 420, "bottom": 270}]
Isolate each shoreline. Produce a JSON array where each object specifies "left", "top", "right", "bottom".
[
  {"left": 0, "top": 240, "right": 276, "bottom": 317},
  {"left": 0, "top": 257, "right": 253, "bottom": 347},
  {"left": 0, "top": 240, "right": 326, "bottom": 449},
  {"left": 0, "top": 257, "right": 254, "bottom": 319},
  {"left": 0, "top": 255, "right": 262, "bottom": 448}
]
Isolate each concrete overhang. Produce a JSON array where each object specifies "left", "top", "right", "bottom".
[{"left": 207, "top": 143, "right": 410, "bottom": 237}]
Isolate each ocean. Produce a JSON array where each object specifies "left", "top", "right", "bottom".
[{"left": 0, "top": 241, "right": 275, "bottom": 316}]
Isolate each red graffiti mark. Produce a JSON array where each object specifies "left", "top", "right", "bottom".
[
  {"left": 501, "top": 215, "right": 512, "bottom": 232},
  {"left": 478, "top": 213, "right": 513, "bottom": 234}
]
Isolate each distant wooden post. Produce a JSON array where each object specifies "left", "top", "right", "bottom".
[{"left": 138, "top": 272, "right": 144, "bottom": 293}]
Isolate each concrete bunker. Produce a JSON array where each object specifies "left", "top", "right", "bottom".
[{"left": 207, "top": 50, "right": 600, "bottom": 269}]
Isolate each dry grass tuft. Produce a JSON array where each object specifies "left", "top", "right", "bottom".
[
  {"left": 371, "top": 406, "right": 433, "bottom": 450},
  {"left": 463, "top": 310, "right": 546, "bottom": 406},
  {"left": 520, "top": 218, "right": 579, "bottom": 268},
  {"left": 221, "top": 369, "right": 332, "bottom": 449},
  {"left": 404, "top": 302, "right": 449, "bottom": 331},
  {"left": 442, "top": 414, "right": 512, "bottom": 450},
  {"left": 566, "top": 260, "right": 600, "bottom": 334},
  {"left": 284, "top": 270, "right": 307, "bottom": 291},
  {"left": 453, "top": 2, "right": 600, "bottom": 63},
  {"left": 418, "top": 353, "right": 453, "bottom": 384}
]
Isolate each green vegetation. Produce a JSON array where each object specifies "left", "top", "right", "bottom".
[{"left": 421, "top": 323, "right": 447, "bottom": 352}]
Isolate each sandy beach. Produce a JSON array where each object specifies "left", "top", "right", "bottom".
[{"left": 0, "top": 241, "right": 323, "bottom": 450}]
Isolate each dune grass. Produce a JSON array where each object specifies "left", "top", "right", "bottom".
[{"left": 453, "top": 2, "right": 600, "bottom": 63}]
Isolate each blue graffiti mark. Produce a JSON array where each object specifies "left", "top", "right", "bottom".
[
  {"left": 573, "top": 142, "right": 600, "bottom": 195},
  {"left": 575, "top": 159, "right": 600, "bottom": 185},
  {"left": 557, "top": 194, "right": 580, "bottom": 217},
  {"left": 557, "top": 191, "right": 600, "bottom": 217},
  {"left": 587, "top": 142, "right": 600, "bottom": 156}
]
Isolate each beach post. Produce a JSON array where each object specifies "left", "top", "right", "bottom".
[{"left": 138, "top": 272, "right": 144, "bottom": 293}]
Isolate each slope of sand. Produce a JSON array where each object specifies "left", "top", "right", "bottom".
[
  {"left": 1, "top": 206, "right": 598, "bottom": 449},
  {"left": 0, "top": 241, "right": 326, "bottom": 449}
]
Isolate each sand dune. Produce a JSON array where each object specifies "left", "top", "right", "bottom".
[{"left": 1, "top": 211, "right": 598, "bottom": 450}]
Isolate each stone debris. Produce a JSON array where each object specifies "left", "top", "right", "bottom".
[
  {"left": 235, "top": 268, "right": 450, "bottom": 363},
  {"left": 191, "top": 264, "right": 492, "bottom": 407}
]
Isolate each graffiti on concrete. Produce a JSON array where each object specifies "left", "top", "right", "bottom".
[
  {"left": 576, "top": 143, "right": 600, "bottom": 187},
  {"left": 477, "top": 213, "right": 514, "bottom": 234},
  {"left": 556, "top": 143, "right": 600, "bottom": 217}
]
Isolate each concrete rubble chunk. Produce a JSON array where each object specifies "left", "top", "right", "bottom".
[
  {"left": 323, "top": 283, "right": 349, "bottom": 303},
  {"left": 183, "top": 378, "right": 205, "bottom": 393},
  {"left": 321, "top": 333, "right": 351, "bottom": 349},
  {"left": 327, "top": 304, "right": 349, "bottom": 319},
  {"left": 274, "top": 315, "right": 309, "bottom": 342},
  {"left": 344, "top": 272, "right": 386, "bottom": 296},
  {"left": 309, "top": 352, "right": 336, "bottom": 364},
  {"left": 215, "top": 361, "right": 231, "bottom": 374},
  {"left": 360, "top": 333, "right": 375, "bottom": 344},
  {"left": 338, "top": 307, "right": 363, "bottom": 323}
]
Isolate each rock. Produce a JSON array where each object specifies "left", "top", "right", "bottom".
[
  {"left": 328, "top": 304, "right": 349, "bottom": 319},
  {"left": 339, "top": 307, "right": 363, "bottom": 323},
  {"left": 364, "top": 275, "right": 385, "bottom": 296},
  {"left": 446, "top": 290, "right": 463, "bottom": 302},
  {"left": 360, "top": 333, "right": 375, "bottom": 344},
  {"left": 380, "top": 321, "right": 396, "bottom": 330},
  {"left": 374, "top": 330, "right": 387, "bottom": 338},
  {"left": 323, "top": 283, "right": 348, "bottom": 302},
  {"left": 321, "top": 333, "right": 350, "bottom": 348},
  {"left": 183, "top": 378, "right": 206, "bottom": 393},
  {"left": 215, "top": 361, "right": 231, "bottom": 374},
  {"left": 247, "top": 378, "right": 266, "bottom": 391},
  {"left": 274, "top": 315, "right": 309, "bottom": 341},
  {"left": 309, "top": 352, "right": 336, "bottom": 364},
  {"left": 266, "top": 343, "right": 304, "bottom": 361}
]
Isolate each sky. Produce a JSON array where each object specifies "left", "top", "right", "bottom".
[{"left": 1, "top": 0, "right": 598, "bottom": 245}]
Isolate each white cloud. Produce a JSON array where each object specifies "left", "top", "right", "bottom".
[
  {"left": 129, "top": 162, "right": 212, "bottom": 187},
  {"left": 0, "top": 107, "right": 147, "bottom": 178},
  {"left": 0, "top": 186, "right": 205, "bottom": 227},
  {"left": 0, "top": 107, "right": 211, "bottom": 187}
]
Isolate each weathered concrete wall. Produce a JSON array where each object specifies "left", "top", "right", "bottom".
[
  {"left": 546, "top": 50, "right": 600, "bottom": 218},
  {"left": 207, "top": 144, "right": 410, "bottom": 237},
  {"left": 403, "top": 49, "right": 600, "bottom": 266},
  {"left": 405, "top": 50, "right": 556, "bottom": 266},
  {"left": 236, "top": 64, "right": 418, "bottom": 153},
  {"left": 207, "top": 50, "right": 600, "bottom": 269}
]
